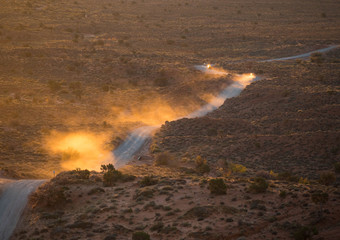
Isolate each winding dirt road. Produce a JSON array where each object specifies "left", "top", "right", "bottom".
[{"left": 0, "top": 45, "right": 338, "bottom": 240}]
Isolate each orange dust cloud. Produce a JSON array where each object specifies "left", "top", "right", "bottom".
[
  {"left": 45, "top": 131, "right": 114, "bottom": 171},
  {"left": 113, "top": 97, "right": 189, "bottom": 126}
]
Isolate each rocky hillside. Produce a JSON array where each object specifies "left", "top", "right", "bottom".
[{"left": 153, "top": 50, "right": 340, "bottom": 179}]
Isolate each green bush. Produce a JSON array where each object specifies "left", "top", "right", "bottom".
[
  {"left": 249, "top": 177, "right": 268, "bottom": 193},
  {"left": 132, "top": 231, "right": 150, "bottom": 240},
  {"left": 319, "top": 171, "right": 336, "bottom": 185},
  {"left": 208, "top": 178, "right": 226, "bottom": 195}
]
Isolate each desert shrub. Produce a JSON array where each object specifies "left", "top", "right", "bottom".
[
  {"left": 150, "top": 143, "right": 160, "bottom": 153},
  {"left": 102, "top": 85, "right": 110, "bottom": 92},
  {"left": 299, "top": 177, "right": 310, "bottom": 185},
  {"left": 101, "top": 164, "right": 135, "bottom": 186},
  {"left": 195, "top": 156, "right": 210, "bottom": 174},
  {"left": 74, "top": 168, "right": 90, "bottom": 179},
  {"left": 319, "top": 171, "right": 336, "bottom": 185},
  {"left": 334, "top": 162, "right": 340, "bottom": 174},
  {"left": 208, "top": 178, "right": 226, "bottom": 195},
  {"left": 166, "top": 39, "right": 175, "bottom": 45},
  {"left": 155, "top": 152, "right": 172, "bottom": 166},
  {"left": 277, "top": 172, "right": 299, "bottom": 182},
  {"left": 311, "top": 191, "right": 329, "bottom": 205},
  {"left": 310, "top": 52, "right": 324, "bottom": 64},
  {"left": 134, "top": 188, "right": 154, "bottom": 201},
  {"left": 256, "top": 170, "right": 270, "bottom": 179},
  {"left": 88, "top": 187, "right": 105, "bottom": 195},
  {"left": 150, "top": 222, "right": 164, "bottom": 232},
  {"left": 140, "top": 175, "right": 158, "bottom": 187},
  {"left": 227, "top": 162, "right": 247, "bottom": 174},
  {"left": 48, "top": 80, "right": 62, "bottom": 92},
  {"left": 311, "top": 191, "right": 329, "bottom": 219},
  {"left": 30, "top": 183, "right": 67, "bottom": 208},
  {"left": 103, "top": 170, "right": 121, "bottom": 186},
  {"left": 249, "top": 177, "right": 268, "bottom": 193},
  {"left": 154, "top": 76, "right": 168, "bottom": 87},
  {"left": 132, "top": 231, "right": 150, "bottom": 240},
  {"left": 279, "top": 190, "right": 287, "bottom": 199},
  {"left": 207, "top": 128, "right": 217, "bottom": 136},
  {"left": 293, "top": 225, "right": 318, "bottom": 240},
  {"left": 69, "top": 81, "right": 81, "bottom": 91}
]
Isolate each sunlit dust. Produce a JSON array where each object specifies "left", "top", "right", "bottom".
[
  {"left": 113, "top": 97, "right": 189, "bottom": 126},
  {"left": 45, "top": 131, "right": 114, "bottom": 171},
  {"left": 233, "top": 73, "right": 256, "bottom": 87}
]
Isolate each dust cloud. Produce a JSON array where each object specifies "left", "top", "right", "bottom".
[{"left": 45, "top": 131, "right": 114, "bottom": 171}]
